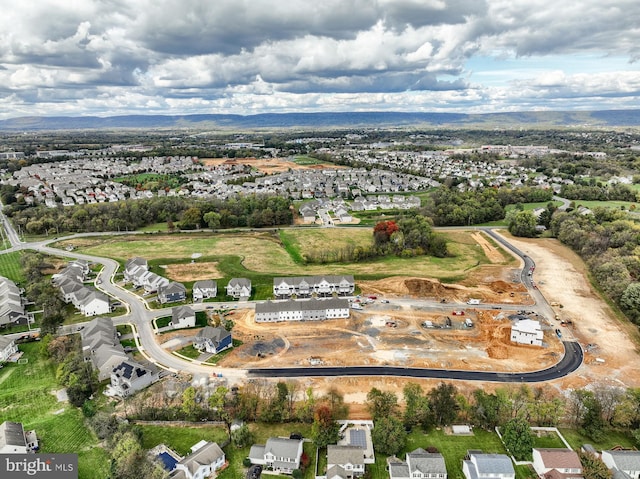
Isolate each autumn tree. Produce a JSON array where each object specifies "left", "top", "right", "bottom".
[
  {"left": 373, "top": 220, "right": 399, "bottom": 245},
  {"left": 371, "top": 416, "right": 406, "bottom": 456},
  {"left": 311, "top": 404, "right": 340, "bottom": 448}
]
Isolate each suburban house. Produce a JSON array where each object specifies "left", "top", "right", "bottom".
[
  {"left": 0, "top": 421, "right": 38, "bottom": 453},
  {"left": 53, "top": 263, "right": 110, "bottom": 317},
  {"left": 510, "top": 319, "right": 543, "bottom": 347},
  {"left": 109, "top": 359, "right": 158, "bottom": 398},
  {"left": 532, "top": 449, "right": 583, "bottom": 479},
  {"left": 123, "top": 257, "right": 148, "bottom": 282},
  {"left": 193, "top": 326, "right": 232, "bottom": 354},
  {"left": 254, "top": 298, "right": 350, "bottom": 322},
  {"left": 192, "top": 280, "right": 217, "bottom": 301},
  {"left": 327, "top": 445, "right": 365, "bottom": 479},
  {"left": 80, "top": 317, "right": 129, "bottom": 381},
  {"left": 171, "top": 305, "right": 196, "bottom": 329},
  {"left": 138, "top": 271, "right": 170, "bottom": 293},
  {"left": 388, "top": 449, "right": 447, "bottom": 479},
  {"left": 0, "top": 336, "right": 18, "bottom": 362},
  {"left": 249, "top": 437, "right": 304, "bottom": 474},
  {"left": 337, "top": 422, "right": 375, "bottom": 465},
  {"left": 462, "top": 453, "right": 515, "bottom": 479},
  {"left": 0, "top": 276, "right": 29, "bottom": 328},
  {"left": 226, "top": 278, "right": 251, "bottom": 299},
  {"left": 169, "top": 441, "right": 226, "bottom": 479},
  {"left": 158, "top": 282, "right": 187, "bottom": 304},
  {"left": 273, "top": 275, "right": 355, "bottom": 298},
  {"left": 601, "top": 451, "right": 640, "bottom": 479}
]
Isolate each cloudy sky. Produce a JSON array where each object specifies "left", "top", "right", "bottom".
[{"left": 0, "top": 0, "right": 638, "bottom": 119}]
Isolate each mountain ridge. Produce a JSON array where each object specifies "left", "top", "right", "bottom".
[{"left": 1, "top": 109, "right": 639, "bottom": 130}]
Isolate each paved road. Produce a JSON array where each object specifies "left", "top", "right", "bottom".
[
  {"left": 0, "top": 218, "right": 583, "bottom": 384},
  {"left": 248, "top": 341, "right": 583, "bottom": 383}
]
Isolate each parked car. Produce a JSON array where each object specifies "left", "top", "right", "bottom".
[
  {"left": 452, "top": 310, "right": 465, "bottom": 316},
  {"left": 555, "top": 329, "right": 562, "bottom": 338}
]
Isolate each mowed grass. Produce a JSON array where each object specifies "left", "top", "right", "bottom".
[
  {"left": 68, "top": 229, "right": 501, "bottom": 284},
  {"left": 139, "top": 424, "right": 229, "bottom": 456},
  {"left": 0, "top": 251, "right": 25, "bottom": 283},
  {"left": 0, "top": 343, "right": 109, "bottom": 479}
]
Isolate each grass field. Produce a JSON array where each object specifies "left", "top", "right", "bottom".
[
  {"left": 67, "top": 229, "right": 504, "bottom": 292},
  {"left": 0, "top": 251, "right": 25, "bottom": 283},
  {"left": 0, "top": 342, "right": 109, "bottom": 479},
  {"left": 570, "top": 200, "right": 638, "bottom": 210}
]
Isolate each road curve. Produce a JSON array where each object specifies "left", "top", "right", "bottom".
[{"left": 247, "top": 341, "right": 583, "bottom": 383}]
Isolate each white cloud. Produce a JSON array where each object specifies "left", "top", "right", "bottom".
[{"left": 0, "top": 0, "right": 638, "bottom": 118}]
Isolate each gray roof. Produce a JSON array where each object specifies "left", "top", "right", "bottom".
[
  {"left": 196, "top": 326, "right": 230, "bottom": 343},
  {"left": 228, "top": 278, "right": 251, "bottom": 288},
  {"left": 176, "top": 442, "right": 224, "bottom": 475},
  {"left": 0, "top": 421, "right": 26, "bottom": 449},
  {"left": 112, "top": 360, "right": 150, "bottom": 380},
  {"left": 172, "top": 305, "right": 195, "bottom": 320},
  {"left": 0, "top": 336, "right": 15, "bottom": 350},
  {"left": 264, "top": 437, "right": 302, "bottom": 460},
  {"left": 193, "top": 280, "right": 217, "bottom": 290},
  {"left": 407, "top": 450, "right": 446, "bottom": 475},
  {"left": 328, "top": 445, "right": 364, "bottom": 466},
  {"left": 249, "top": 444, "right": 266, "bottom": 460},
  {"left": 604, "top": 451, "right": 640, "bottom": 471},
  {"left": 389, "top": 463, "right": 410, "bottom": 479},
  {"left": 160, "top": 282, "right": 186, "bottom": 295},
  {"left": 468, "top": 454, "right": 514, "bottom": 477},
  {"left": 274, "top": 275, "right": 354, "bottom": 287},
  {"left": 327, "top": 465, "right": 349, "bottom": 479}
]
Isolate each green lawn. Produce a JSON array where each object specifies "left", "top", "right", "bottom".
[
  {"left": 0, "top": 342, "right": 109, "bottom": 479},
  {"left": 156, "top": 316, "right": 172, "bottom": 328},
  {"left": 175, "top": 344, "right": 201, "bottom": 359},
  {"left": 559, "top": 428, "right": 635, "bottom": 450},
  {"left": 139, "top": 424, "right": 229, "bottom": 456},
  {"left": 0, "top": 251, "right": 25, "bottom": 283},
  {"left": 570, "top": 200, "right": 638, "bottom": 211}
]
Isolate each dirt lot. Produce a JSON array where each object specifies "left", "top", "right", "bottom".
[
  {"left": 163, "top": 262, "right": 222, "bottom": 281},
  {"left": 201, "top": 157, "right": 343, "bottom": 174},
  {"left": 152, "top": 229, "right": 640, "bottom": 414}
]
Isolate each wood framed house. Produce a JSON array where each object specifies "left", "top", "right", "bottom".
[
  {"left": 193, "top": 280, "right": 217, "bottom": 301},
  {"left": 226, "top": 278, "right": 251, "bottom": 299},
  {"left": 171, "top": 305, "right": 196, "bottom": 329},
  {"left": 158, "top": 282, "right": 187, "bottom": 304},
  {"left": 249, "top": 438, "right": 303, "bottom": 475},
  {"left": 193, "top": 326, "right": 232, "bottom": 354}
]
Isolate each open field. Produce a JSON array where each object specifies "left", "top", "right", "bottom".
[
  {"left": 62, "top": 229, "right": 511, "bottom": 283},
  {"left": 0, "top": 251, "right": 25, "bottom": 283},
  {"left": 0, "top": 343, "right": 109, "bottom": 479}
]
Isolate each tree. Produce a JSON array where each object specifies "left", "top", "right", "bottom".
[
  {"left": 579, "top": 450, "right": 612, "bottom": 479},
  {"left": 180, "top": 207, "right": 202, "bottom": 229},
  {"left": 472, "top": 390, "right": 509, "bottom": 430},
  {"left": 428, "top": 383, "right": 459, "bottom": 426},
  {"left": 371, "top": 416, "right": 406, "bottom": 456},
  {"left": 507, "top": 210, "right": 538, "bottom": 237},
  {"left": 621, "top": 282, "right": 640, "bottom": 319},
  {"left": 181, "top": 386, "right": 200, "bottom": 420},
  {"left": 373, "top": 220, "right": 399, "bottom": 245},
  {"left": 366, "top": 388, "right": 399, "bottom": 421},
  {"left": 403, "top": 383, "right": 429, "bottom": 430},
  {"left": 501, "top": 417, "right": 533, "bottom": 461},
  {"left": 231, "top": 424, "right": 254, "bottom": 448},
  {"left": 311, "top": 404, "right": 340, "bottom": 448},
  {"left": 209, "top": 386, "right": 237, "bottom": 438}
]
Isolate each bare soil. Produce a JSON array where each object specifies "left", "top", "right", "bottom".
[
  {"left": 201, "top": 157, "right": 343, "bottom": 174},
  {"left": 163, "top": 262, "right": 222, "bottom": 281}
]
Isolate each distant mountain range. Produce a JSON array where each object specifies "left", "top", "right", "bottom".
[{"left": 1, "top": 109, "right": 640, "bottom": 130}]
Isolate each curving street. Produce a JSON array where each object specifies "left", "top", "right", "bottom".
[{"left": 0, "top": 205, "right": 584, "bottom": 384}]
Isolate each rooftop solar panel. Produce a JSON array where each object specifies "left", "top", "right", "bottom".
[
  {"left": 349, "top": 429, "right": 366, "bottom": 448},
  {"left": 158, "top": 452, "right": 178, "bottom": 471}
]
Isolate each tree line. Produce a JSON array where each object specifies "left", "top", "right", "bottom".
[
  {"left": 422, "top": 187, "right": 553, "bottom": 226},
  {"left": 5, "top": 194, "right": 293, "bottom": 235}
]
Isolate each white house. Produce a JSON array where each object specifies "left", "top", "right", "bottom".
[
  {"left": 249, "top": 437, "right": 303, "bottom": 474},
  {"left": 171, "top": 305, "right": 196, "bottom": 329},
  {"left": 601, "top": 451, "right": 640, "bottom": 479},
  {"left": 532, "top": 449, "right": 583, "bottom": 479},
  {"left": 327, "top": 445, "right": 365, "bottom": 479},
  {"left": 226, "top": 278, "right": 251, "bottom": 299},
  {"left": 388, "top": 449, "right": 447, "bottom": 479},
  {"left": 0, "top": 336, "right": 18, "bottom": 362},
  {"left": 192, "top": 280, "right": 217, "bottom": 301},
  {"left": 109, "top": 360, "right": 158, "bottom": 398},
  {"left": 0, "top": 421, "right": 28, "bottom": 454},
  {"left": 510, "top": 319, "right": 543, "bottom": 346},
  {"left": 79, "top": 291, "right": 111, "bottom": 317},
  {"left": 170, "top": 441, "right": 226, "bottom": 479},
  {"left": 462, "top": 453, "right": 515, "bottom": 479}
]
